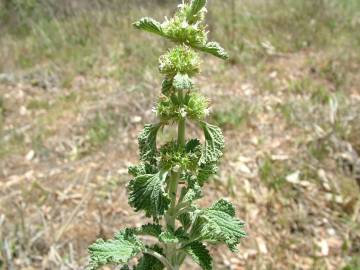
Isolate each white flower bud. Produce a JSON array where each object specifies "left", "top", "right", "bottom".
[
  {"left": 180, "top": 108, "right": 187, "bottom": 118},
  {"left": 172, "top": 165, "right": 181, "bottom": 172}
]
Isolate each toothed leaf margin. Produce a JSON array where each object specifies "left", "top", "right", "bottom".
[{"left": 128, "top": 171, "right": 170, "bottom": 219}]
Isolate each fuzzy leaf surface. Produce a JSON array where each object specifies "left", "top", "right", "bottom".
[
  {"left": 128, "top": 163, "right": 157, "bottom": 177},
  {"left": 87, "top": 231, "right": 143, "bottom": 270},
  {"left": 197, "top": 162, "right": 218, "bottom": 185},
  {"left": 128, "top": 171, "right": 170, "bottom": 218},
  {"left": 159, "top": 230, "right": 179, "bottom": 244},
  {"left": 161, "top": 78, "right": 173, "bottom": 95},
  {"left": 182, "top": 184, "right": 202, "bottom": 203},
  {"left": 178, "top": 212, "right": 192, "bottom": 230},
  {"left": 196, "top": 42, "right": 229, "bottom": 60},
  {"left": 138, "top": 123, "right": 161, "bottom": 162},
  {"left": 187, "top": 0, "right": 207, "bottom": 23},
  {"left": 133, "top": 17, "right": 164, "bottom": 36},
  {"left": 136, "top": 223, "right": 163, "bottom": 237},
  {"left": 190, "top": 199, "right": 246, "bottom": 251},
  {"left": 184, "top": 242, "right": 212, "bottom": 270},
  {"left": 199, "top": 122, "right": 225, "bottom": 165}
]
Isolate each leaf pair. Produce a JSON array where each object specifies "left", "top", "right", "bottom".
[{"left": 133, "top": 18, "right": 228, "bottom": 60}]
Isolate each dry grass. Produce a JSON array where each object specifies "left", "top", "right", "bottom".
[{"left": 1, "top": 0, "right": 360, "bottom": 269}]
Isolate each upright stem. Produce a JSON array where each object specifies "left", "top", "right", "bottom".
[
  {"left": 177, "top": 89, "right": 186, "bottom": 148},
  {"left": 167, "top": 90, "right": 186, "bottom": 229},
  {"left": 178, "top": 117, "right": 186, "bottom": 148},
  {"left": 165, "top": 90, "right": 186, "bottom": 269}
]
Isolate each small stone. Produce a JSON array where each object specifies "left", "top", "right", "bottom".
[
  {"left": 316, "top": 239, "right": 329, "bottom": 257},
  {"left": 130, "top": 116, "right": 142, "bottom": 123},
  {"left": 327, "top": 228, "right": 336, "bottom": 236},
  {"left": 117, "top": 168, "right": 128, "bottom": 175},
  {"left": 256, "top": 237, "right": 268, "bottom": 254},
  {"left": 19, "top": 106, "right": 28, "bottom": 115},
  {"left": 25, "top": 150, "right": 35, "bottom": 161},
  {"left": 286, "top": 170, "right": 300, "bottom": 184},
  {"left": 269, "top": 71, "right": 278, "bottom": 79}
]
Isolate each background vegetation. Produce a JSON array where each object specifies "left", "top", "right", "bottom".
[{"left": 0, "top": 0, "right": 359, "bottom": 269}]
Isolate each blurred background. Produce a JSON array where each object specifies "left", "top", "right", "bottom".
[{"left": 0, "top": 0, "right": 360, "bottom": 269}]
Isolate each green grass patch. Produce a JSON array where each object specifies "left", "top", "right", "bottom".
[
  {"left": 211, "top": 100, "right": 255, "bottom": 129},
  {"left": 0, "top": 129, "right": 26, "bottom": 158},
  {"left": 259, "top": 155, "right": 291, "bottom": 191},
  {"left": 27, "top": 99, "right": 50, "bottom": 110},
  {"left": 72, "top": 111, "right": 118, "bottom": 159},
  {"left": 86, "top": 113, "right": 113, "bottom": 147}
]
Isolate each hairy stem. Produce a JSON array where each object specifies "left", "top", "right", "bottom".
[
  {"left": 168, "top": 171, "right": 180, "bottom": 229},
  {"left": 165, "top": 90, "right": 186, "bottom": 269}
]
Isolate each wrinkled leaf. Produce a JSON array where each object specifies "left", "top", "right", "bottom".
[
  {"left": 190, "top": 199, "right": 246, "bottom": 251},
  {"left": 138, "top": 123, "right": 162, "bottom": 162},
  {"left": 128, "top": 171, "right": 170, "bottom": 219},
  {"left": 133, "top": 17, "right": 164, "bottom": 36},
  {"left": 184, "top": 241, "right": 212, "bottom": 270},
  {"left": 87, "top": 231, "right": 143, "bottom": 270},
  {"left": 159, "top": 230, "right": 179, "bottom": 244},
  {"left": 199, "top": 122, "right": 225, "bottom": 165},
  {"left": 196, "top": 42, "right": 229, "bottom": 60},
  {"left": 136, "top": 223, "right": 163, "bottom": 238},
  {"left": 187, "top": 0, "right": 207, "bottom": 24},
  {"left": 162, "top": 77, "right": 173, "bottom": 95},
  {"left": 128, "top": 163, "right": 157, "bottom": 177},
  {"left": 197, "top": 162, "right": 217, "bottom": 185}
]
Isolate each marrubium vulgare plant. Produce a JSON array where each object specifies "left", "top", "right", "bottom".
[{"left": 87, "top": 1, "right": 246, "bottom": 269}]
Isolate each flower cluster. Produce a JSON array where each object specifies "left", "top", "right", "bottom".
[{"left": 156, "top": 91, "right": 209, "bottom": 122}]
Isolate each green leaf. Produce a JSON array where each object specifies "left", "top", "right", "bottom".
[
  {"left": 189, "top": 0, "right": 207, "bottom": 16},
  {"left": 183, "top": 186, "right": 202, "bottom": 203},
  {"left": 197, "top": 42, "right": 229, "bottom": 60},
  {"left": 190, "top": 200, "right": 246, "bottom": 251},
  {"left": 138, "top": 123, "right": 162, "bottom": 162},
  {"left": 128, "top": 163, "right": 157, "bottom": 177},
  {"left": 199, "top": 122, "right": 225, "bottom": 165},
  {"left": 187, "top": 0, "right": 207, "bottom": 24},
  {"left": 87, "top": 231, "right": 143, "bottom": 270},
  {"left": 136, "top": 223, "right": 163, "bottom": 237},
  {"left": 197, "top": 162, "right": 217, "bottom": 185},
  {"left": 173, "top": 73, "right": 192, "bottom": 90},
  {"left": 211, "top": 199, "right": 235, "bottom": 216},
  {"left": 184, "top": 242, "right": 212, "bottom": 270},
  {"left": 159, "top": 230, "right": 179, "bottom": 244},
  {"left": 135, "top": 246, "right": 165, "bottom": 270},
  {"left": 185, "top": 139, "right": 201, "bottom": 152},
  {"left": 128, "top": 171, "right": 170, "bottom": 219},
  {"left": 179, "top": 172, "right": 203, "bottom": 204},
  {"left": 178, "top": 212, "right": 192, "bottom": 230},
  {"left": 161, "top": 77, "right": 173, "bottom": 95},
  {"left": 133, "top": 17, "right": 164, "bottom": 36}
]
